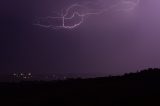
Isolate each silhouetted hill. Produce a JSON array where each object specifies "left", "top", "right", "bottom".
[{"left": 1, "top": 68, "right": 160, "bottom": 106}]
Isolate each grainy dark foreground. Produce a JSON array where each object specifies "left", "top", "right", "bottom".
[{"left": 1, "top": 68, "right": 160, "bottom": 106}]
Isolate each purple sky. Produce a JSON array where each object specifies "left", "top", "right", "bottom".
[{"left": 1, "top": 0, "right": 160, "bottom": 77}]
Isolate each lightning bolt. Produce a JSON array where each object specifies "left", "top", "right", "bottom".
[{"left": 34, "top": 0, "right": 140, "bottom": 29}]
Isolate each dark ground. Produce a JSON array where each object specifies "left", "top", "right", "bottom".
[{"left": 1, "top": 68, "right": 160, "bottom": 106}]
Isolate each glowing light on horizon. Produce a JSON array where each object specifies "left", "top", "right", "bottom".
[{"left": 34, "top": 0, "right": 140, "bottom": 29}]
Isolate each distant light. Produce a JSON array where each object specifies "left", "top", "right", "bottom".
[
  {"left": 13, "top": 73, "right": 17, "bottom": 76},
  {"left": 28, "top": 73, "right": 31, "bottom": 76},
  {"left": 20, "top": 73, "right": 24, "bottom": 76},
  {"left": 63, "top": 76, "right": 67, "bottom": 80}
]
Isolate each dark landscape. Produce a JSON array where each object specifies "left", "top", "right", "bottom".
[{"left": 1, "top": 68, "right": 160, "bottom": 106}]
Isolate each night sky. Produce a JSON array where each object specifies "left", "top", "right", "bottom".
[{"left": 1, "top": 0, "right": 160, "bottom": 78}]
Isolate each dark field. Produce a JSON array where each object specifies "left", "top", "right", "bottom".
[{"left": 1, "top": 68, "right": 160, "bottom": 106}]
